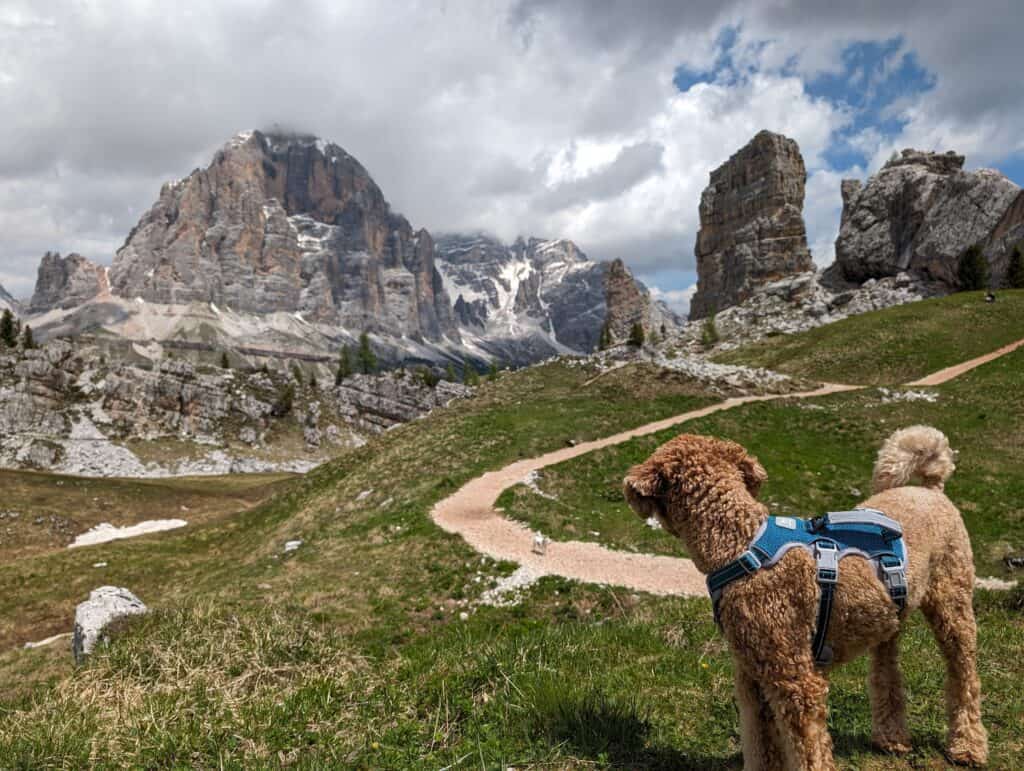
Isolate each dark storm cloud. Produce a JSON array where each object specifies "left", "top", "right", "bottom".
[{"left": 537, "top": 141, "right": 665, "bottom": 211}]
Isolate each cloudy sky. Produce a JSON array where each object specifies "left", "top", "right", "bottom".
[{"left": 1, "top": 1, "right": 1023, "bottom": 312}]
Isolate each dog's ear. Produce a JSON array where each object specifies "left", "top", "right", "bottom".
[
  {"left": 738, "top": 454, "right": 767, "bottom": 498},
  {"left": 623, "top": 461, "right": 666, "bottom": 520}
]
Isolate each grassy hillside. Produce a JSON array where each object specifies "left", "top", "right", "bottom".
[
  {"left": 715, "top": 289, "right": 1024, "bottom": 385},
  {"left": 1, "top": 347, "right": 1022, "bottom": 767},
  {"left": 0, "top": 470, "right": 293, "bottom": 561}
]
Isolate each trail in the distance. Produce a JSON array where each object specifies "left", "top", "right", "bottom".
[{"left": 431, "top": 339, "right": 1024, "bottom": 597}]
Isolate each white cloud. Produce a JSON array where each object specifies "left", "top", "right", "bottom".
[
  {"left": 650, "top": 284, "right": 696, "bottom": 316},
  {"left": 0, "top": 0, "right": 1022, "bottom": 303}
]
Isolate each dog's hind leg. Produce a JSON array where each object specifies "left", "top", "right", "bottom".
[
  {"left": 734, "top": 664, "right": 784, "bottom": 770},
  {"left": 761, "top": 665, "right": 836, "bottom": 771},
  {"left": 868, "top": 635, "right": 912, "bottom": 754},
  {"left": 921, "top": 554, "right": 988, "bottom": 767}
]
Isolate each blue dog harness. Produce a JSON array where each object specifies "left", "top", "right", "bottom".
[{"left": 706, "top": 509, "right": 908, "bottom": 667}]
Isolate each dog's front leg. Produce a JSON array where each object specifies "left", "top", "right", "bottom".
[
  {"left": 734, "top": 663, "right": 785, "bottom": 770},
  {"left": 761, "top": 667, "right": 836, "bottom": 771}
]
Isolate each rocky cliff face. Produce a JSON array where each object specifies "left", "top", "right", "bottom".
[
  {"left": 833, "top": 149, "right": 1023, "bottom": 287},
  {"left": 690, "top": 131, "right": 814, "bottom": 320},
  {"left": 436, "top": 234, "right": 678, "bottom": 358},
  {"left": 0, "top": 284, "right": 18, "bottom": 315},
  {"left": 109, "top": 131, "right": 459, "bottom": 342},
  {"left": 0, "top": 338, "right": 471, "bottom": 476},
  {"left": 29, "top": 252, "right": 107, "bottom": 313}
]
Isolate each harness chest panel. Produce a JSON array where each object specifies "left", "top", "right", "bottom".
[{"left": 706, "top": 508, "right": 908, "bottom": 667}]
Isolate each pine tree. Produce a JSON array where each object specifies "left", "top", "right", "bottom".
[
  {"left": 445, "top": 362, "right": 457, "bottom": 382},
  {"left": 628, "top": 322, "right": 645, "bottom": 347},
  {"left": 1007, "top": 245, "right": 1024, "bottom": 289},
  {"left": 0, "top": 309, "right": 15, "bottom": 348},
  {"left": 220, "top": 351, "right": 230, "bottom": 369},
  {"left": 358, "top": 332, "right": 377, "bottom": 375},
  {"left": 598, "top": 321, "right": 612, "bottom": 350},
  {"left": 22, "top": 325, "right": 35, "bottom": 350},
  {"left": 272, "top": 383, "right": 295, "bottom": 417},
  {"left": 310, "top": 372, "right": 318, "bottom": 390},
  {"left": 957, "top": 244, "right": 989, "bottom": 291},
  {"left": 488, "top": 360, "right": 499, "bottom": 379},
  {"left": 292, "top": 363, "right": 304, "bottom": 385},
  {"left": 464, "top": 364, "right": 480, "bottom": 386},
  {"left": 335, "top": 345, "right": 353, "bottom": 384},
  {"left": 701, "top": 314, "right": 720, "bottom": 348}
]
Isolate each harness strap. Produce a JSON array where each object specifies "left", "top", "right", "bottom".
[{"left": 811, "top": 541, "right": 839, "bottom": 666}]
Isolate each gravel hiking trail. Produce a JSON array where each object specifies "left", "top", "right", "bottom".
[{"left": 431, "top": 338, "right": 1024, "bottom": 597}]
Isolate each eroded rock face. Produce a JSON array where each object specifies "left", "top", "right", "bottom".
[
  {"left": 690, "top": 131, "right": 814, "bottom": 320},
  {"left": 603, "top": 258, "right": 675, "bottom": 342},
  {"left": 833, "top": 149, "right": 1022, "bottom": 286},
  {"left": 0, "top": 283, "right": 19, "bottom": 315},
  {"left": 29, "top": 253, "right": 107, "bottom": 313},
  {"left": 109, "top": 131, "right": 459, "bottom": 342}
]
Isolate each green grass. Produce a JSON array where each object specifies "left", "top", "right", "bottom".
[
  {"left": 716, "top": 289, "right": 1024, "bottom": 385},
  {"left": 503, "top": 347, "right": 1024, "bottom": 577},
  {"left": 1, "top": 344, "right": 1023, "bottom": 768}
]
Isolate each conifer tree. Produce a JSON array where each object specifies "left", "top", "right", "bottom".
[
  {"left": 0, "top": 309, "right": 15, "bottom": 348},
  {"left": 292, "top": 363, "right": 304, "bottom": 385},
  {"left": 336, "top": 345, "right": 353, "bottom": 384},
  {"left": 628, "top": 322, "right": 645, "bottom": 347},
  {"left": 1007, "top": 245, "right": 1024, "bottom": 289},
  {"left": 220, "top": 351, "right": 230, "bottom": 369},
  {"left": 488, "top": 360, "right": 499, "bottom": 379},
  {"left": 598, "top": 321, "right": 612, "bottom": 350},
  {"left": 957, "top": 244, "right": 988, "bottom": 290},
  {"left": 22, "top": 325, "right": 35, "bottom": 350},
  {"left": 464, "top": 364, "right": 480, "bottom": 386},
  {"left": 358, "top": 332, "right": 377, "bottom": 374},
  {"left": 445, "top": 362, "right": 457, "bottom": 382}
]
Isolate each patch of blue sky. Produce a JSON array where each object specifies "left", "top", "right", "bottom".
[{"left": 805, "top": 38, "right": 936, "bottom": 169}]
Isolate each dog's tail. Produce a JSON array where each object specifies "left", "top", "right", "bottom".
[{"left": 872, "top": 425, "right": 956, "bottom": 493}]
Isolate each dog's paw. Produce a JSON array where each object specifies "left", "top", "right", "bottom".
[
  {"left": 872, "top": 737, "right": 911, "bottom": 755},
  {"left": 946, "top": 744, "right": 988, "bottom": 767}
]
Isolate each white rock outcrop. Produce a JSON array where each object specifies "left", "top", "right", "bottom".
[{"left": 72, "top": 586, "right": 148, "bottom": 663}]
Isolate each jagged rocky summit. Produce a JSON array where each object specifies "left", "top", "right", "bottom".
[
  {"left": 22, "top": 130, "right": 674, "bottom": 368},
  {"left": 831, "top": 149, "right": 1024, "bottom": 287},
  {"left": 436, "top": 233, "right": 677, "bottom": 360},
  {"left": 29, "top": 252, "right": 108, "bottom": 313},
  {"left": 110, "top": 130, "right": 459, "bottom": 342},
  {"left": 690, "top": 130, "right": 814, "bottom": 320}
]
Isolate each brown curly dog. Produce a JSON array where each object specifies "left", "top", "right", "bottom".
[{"left": 624, "top": 426, "right": 987, "bottom": 770}]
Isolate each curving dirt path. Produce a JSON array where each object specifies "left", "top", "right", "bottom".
[
  {"left": 906, "top": 337, "right": 1024, "bottom": 386},
  {"left": 431, "top": 338, "right": 1024, "bottom": 597}
]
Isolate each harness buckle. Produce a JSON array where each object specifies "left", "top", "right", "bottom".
[
  {"left": 815, "top": 541, "right": 839, "bottom": 584},
  {"left": 879, "top": 557, "right": 908, "bottom": 602},
  {"left": 737, "top": 551, "right": 762, "bottom": 575}
]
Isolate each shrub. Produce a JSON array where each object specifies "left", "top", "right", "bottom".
[
  {"left": 335, "top": 346, "right": 353, "bottom": 384},
  {"left": 598, "top": 321, "right": 612, "bottom": 350},
  {"left": 220, "top": 351, "right": 230, "bottom": 369},
  {"left": 272, "top": 384, "right": 295, "bottom": 417}
]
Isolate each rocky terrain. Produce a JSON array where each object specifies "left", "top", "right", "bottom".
[
  {"left": 670, "top": 270, "right": 945, "bottom": 353},
  {"left": 0, "top": 338, "right": 470, "bottom": 477},
  {"left": 831, "top": 149, "right": 1024, "bottom": 287},
  {"left": 436, "top": 234, "right": 677, "bottom": 360},
  {"left": 689, "top": 130, "right": 815, "bottom": 319}
]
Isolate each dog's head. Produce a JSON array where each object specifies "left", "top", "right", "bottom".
[{"left": 622, "top": 434, "right": 767, "bottom": 538}]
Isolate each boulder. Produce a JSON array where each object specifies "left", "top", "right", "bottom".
[
  {"left": 72, "top": 586, "right": 148, "bottom": 663},
  {"left": 690, "top": 131, "right": 815, "bottom": 319},
  {"left": 834, "top": 149, "right": 1022, "bottom": 286}
]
